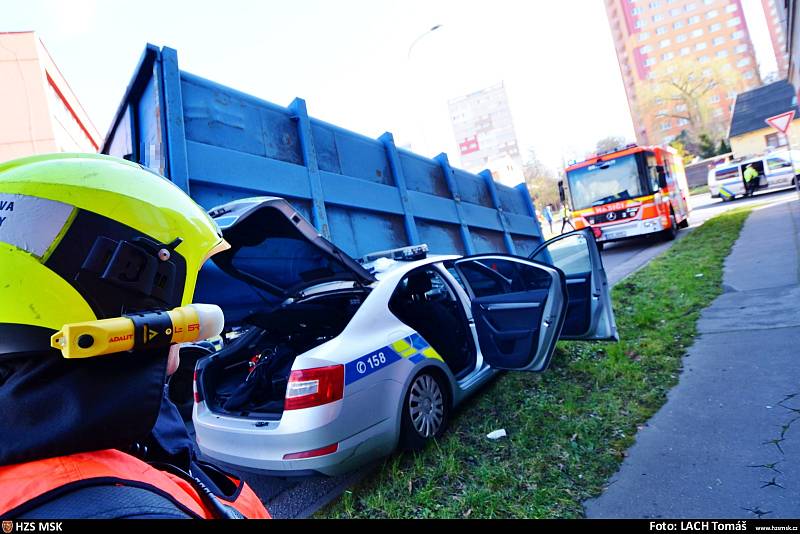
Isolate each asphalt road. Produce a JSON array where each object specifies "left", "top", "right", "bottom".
[
  {"left": 602, "top": 187, "right": 798, "bottom": 285},
  {"left": 207, "top": 186, "right": 800, "bottom": 519}
]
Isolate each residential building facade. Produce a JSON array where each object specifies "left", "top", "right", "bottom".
[
  {"left": 0, "top": 31, "right": 100, "bottom": 162},
  {"left": 605, "top": 0, "right": 761, "bottom": 146},
  {"left": 761, "top": 0, "right": 790, "bottom": 79},
  {"left": 448, "top": 83, "right": 524, "bottom": 186}
]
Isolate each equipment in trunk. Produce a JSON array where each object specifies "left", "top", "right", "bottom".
[{"left": 200, "top": 290, "right": 368, "bottom": 418}]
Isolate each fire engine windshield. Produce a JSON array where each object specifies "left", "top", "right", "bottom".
[{"left": 567, "top": 154, "right": 646, "bottom": 210}]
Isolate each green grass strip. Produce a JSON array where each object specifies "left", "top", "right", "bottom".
[{"left": 322, "top": 207, "right": 754, "bottom": 519}]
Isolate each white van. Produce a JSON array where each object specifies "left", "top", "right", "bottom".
[{"left": 707, "top": 150, "right": 799, "bottom": 200}]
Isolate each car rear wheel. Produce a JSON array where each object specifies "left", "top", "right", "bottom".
[{"left": 399, "top": 371, "right": 449, "bottom": 450}]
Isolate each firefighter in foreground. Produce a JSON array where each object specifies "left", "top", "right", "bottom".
[{"left": 0, "top": 154, "right": 269, "bottom": 519}]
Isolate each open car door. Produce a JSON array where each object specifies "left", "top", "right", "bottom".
[
  {"left": 453, "top": 255, "right": 567, "bottom": 372},
  {"left": 530, "top": 229, "right": 618, "bottom": 341}
]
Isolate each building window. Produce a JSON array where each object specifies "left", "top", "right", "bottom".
[
  {"left": 725, "top": 3, "right": 737, "bottom": 13},
  {"left": 673, "top": 20, "right": 685, "bottom": 29},
  {"left": 680, "top": 46, "right": 691, "bottom": 55},
  {"left": 736, "top": 57, "right": 751, "bottom": 67},
  {"left": 710, "top": 94, "right": 720, "bottom": 103},
  {"left": 696, "top": 41, "right": 707, "bottom": 50},
  {"left": 639, "top": 31, "right": 651, "bottom": 40},
  {"left": 688, "top": 15, "right": 700, "bottom": 24},
  {"left": 649, "top": 0, "right": 660, "bottom": 7},
  {"left": 662, "top": 51, "right": 675, "bottom": 60},
  {"left": 692, "top": 28, "right": 704, "bottom": 37},
  {"left": 645, "top": 57, "right": 657, "bottom": 66},
  {"left": 706, "top": 9, "right": 718, "bottom": 18},
  {"left": 677, "top": 33, "right": 688, "bottom": 42},
  {"left": 744, "top": 70, "right": 755, "bottom": 79},
  {"left": 699, "top": 55, "right": 710, "bottom": 62},
  {"left": 660, "top": 38, "right": 671, "bottom": 47},
  {"left": 713, "top": 108, "right": 724, "bottom": 117},
  {"left": 678, "top": 118, "right": 690, "bottom": 126},
  {"left": 732, "top": 30, "right": 744, "bottom": 39},
  {"left": 735, "top": 43, "right": 748, "bottom": 53},
  {"left": 632, "top": 6, "right": 643, "bottom": 15},
  {"left": 653, "top": 13, "right": 664, "bottom": 22},
  {"left": 670, "top": 8, "right": 682, "bottom": 16},
  {"left": 676, "top": 103, "right": 688, "bottom": 112},
  {"left": 703, "top": 0, "right": 713, "bottom": 4},
  {"left": 640, "top": 44, "right": 653, "bottom": 53},
  {"left": 716, "top": 49, "right": 728, "bottom": 58},
  {"left": 727, "top": 17, "right": 741, "bottom": 27},
  {"left": 656, "top": 25, "right": 667, "bottom": 34},
  {"left": 636, "top": 19, "right": 648, "bottom": 28},
  {"left": 709, "top": 22, "right": 721, "bottom": 31},
  {"left": 712, "top": 36, "right": 725, "bottom": 46},
  {"left": 661, "top": 122, "right": 672, "bottom": 131},
  {"left": 685, "top": 3, "right": 696, "bottom": 11},
  {"left": 766, "top": 132, "right": 789, "bottom": 148}
]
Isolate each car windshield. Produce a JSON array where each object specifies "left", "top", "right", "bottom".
[{"left": 567, "top": 154, "right": 646, "bottom": 210}]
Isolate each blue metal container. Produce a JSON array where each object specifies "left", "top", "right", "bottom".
[{"left": 102, "top": 44, "right": 543, "bottom": 260}]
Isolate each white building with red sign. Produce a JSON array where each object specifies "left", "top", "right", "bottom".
[{"left": 448, "top": 82, "right": 524, "bottom": 186}]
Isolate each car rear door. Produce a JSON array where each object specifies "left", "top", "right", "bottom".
[
  {"left": 530, "top": 229, "right": 618, "bottom": 341},
  {"left": 452, "top": 256, "right": 567, "bottom": 372}
]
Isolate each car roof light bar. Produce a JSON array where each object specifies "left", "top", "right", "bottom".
[{"left": 358, "top": 244, "right": 429, "bottom": 264}]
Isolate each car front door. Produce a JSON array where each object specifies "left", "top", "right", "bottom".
[
  {"left": 530, "top": 229, "right": 618, "bottom": 341},
  {"left": 452, "top": 256, "right": 567, "bottom": 372}
]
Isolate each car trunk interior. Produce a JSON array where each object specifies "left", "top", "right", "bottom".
[{"left": 199, "top": 289, "right": 369, "bottom": 419}]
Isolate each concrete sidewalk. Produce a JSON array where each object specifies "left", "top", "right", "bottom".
[{"left": 585, "top": 199, "right": 800, "bottom": 519}]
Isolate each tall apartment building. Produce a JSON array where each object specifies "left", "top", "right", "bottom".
[
  {"left": 761, "top": 0, "right": 790, "bottom": 78},
  {"left": 448, "top": 83, "right": 524, "bottom": 186},
  {"left": 0, "top": 31, "right": 100, "bottom": 162},
  {"left": 605, "top": 0, "right": 761, "bottom": 146}
]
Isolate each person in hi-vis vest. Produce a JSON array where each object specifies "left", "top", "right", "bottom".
[{"left": 0, "top": 154, "right": 269, "bottom": 519}]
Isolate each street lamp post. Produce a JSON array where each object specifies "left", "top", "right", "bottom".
[
  {"left": 407, "top": 24, "right": 443, "bottom": 60},
  {"left": 405, "top": 24, "right": 444, "bottom": 154}
]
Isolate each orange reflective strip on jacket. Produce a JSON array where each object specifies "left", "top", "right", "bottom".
[{"left": 0, "top": 449, "right": 269, "bottom": 519}]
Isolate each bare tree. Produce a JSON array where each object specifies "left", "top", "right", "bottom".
[
  {"left": 596, "top": 136, "right": 630, "bottom": 153},
  {"left": 522, "top": 149, "right": 560, "bottom": 210},
  {"left": 637, "top": 58, "right": 746, "bottom": 146}
]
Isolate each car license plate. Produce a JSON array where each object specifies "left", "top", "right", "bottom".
[{"left": 605, "top": 231, "right": 625, "bottom": 240}]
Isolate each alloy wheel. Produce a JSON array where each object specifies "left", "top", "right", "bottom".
[{"left": 408, "top": 374, "right": 444, "bottom": 438}]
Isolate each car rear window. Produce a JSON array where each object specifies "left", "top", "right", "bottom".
[{"left": 715, "top": 167, "right": 739, "bottom": 181}]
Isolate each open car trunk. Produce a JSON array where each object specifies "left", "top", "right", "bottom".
[
  {"left": 194, "top": 197, "right": 375, "bottom": 419},
  {"left": 198, "top": 288, "right": 369, "bottom": 419}
]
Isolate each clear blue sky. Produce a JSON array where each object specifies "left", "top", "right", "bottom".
[{"left": 1, "top": 0, "right": 777, "bottom": 170}]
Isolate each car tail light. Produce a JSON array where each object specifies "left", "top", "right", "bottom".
[
  {"left": 284, "top": 365, "right": 344, "bottom": 411},
  {"left": 193, "top": 369, "right": 202, "bottom": 404},
  {"left": 282, "top": 443, "right": 339, "bottom": 460},
  {"left": 592, "top": 226, "right": 602, "bottom": 239}
]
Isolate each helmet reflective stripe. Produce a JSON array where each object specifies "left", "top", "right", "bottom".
[{"left": 0, "top": 193, "right": 75, "bottom": 260}]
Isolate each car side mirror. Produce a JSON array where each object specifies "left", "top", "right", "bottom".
[
  {"left": 656, "top": 166, "right": 668, "bottom": 189},
  {"left": 558, "top": 180, "right": 566, "bottom": 203}
]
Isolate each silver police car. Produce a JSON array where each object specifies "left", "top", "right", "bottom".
[{"left": 191, "top": 198, "right": 617, "bottom": 475}]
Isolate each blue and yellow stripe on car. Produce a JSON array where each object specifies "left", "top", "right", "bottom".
[
  {"left": 719, "top": 186, "right": 734, "bottom": 200},
  {"left": 344, "top": 333, "right": 443, "bottom": 385}
]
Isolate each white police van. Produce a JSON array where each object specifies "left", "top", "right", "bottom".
[{"left": 708, "top": 150, "right": 799, "bottom": 201}]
